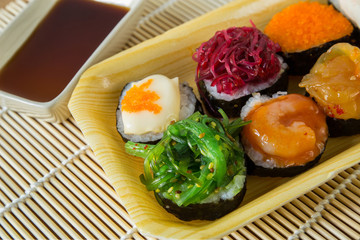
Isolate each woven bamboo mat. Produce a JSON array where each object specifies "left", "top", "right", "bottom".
[{"left": 1, "top": 0, "right": 360, "bottom": 239}]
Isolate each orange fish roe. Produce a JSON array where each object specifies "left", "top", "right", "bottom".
[
  {"left": 264, "top": 2, "right": 353, "bottom": 53},
  {"left": 121, "top": 79, "right": 162, "bottom": 114}
]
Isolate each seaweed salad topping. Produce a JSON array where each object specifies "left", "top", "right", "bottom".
[
  {"left": 193, "top": 26, "right": 281, "bottom": 96},
  {"left": 125, "top": 111, "right": 248, "bottom": 207}
]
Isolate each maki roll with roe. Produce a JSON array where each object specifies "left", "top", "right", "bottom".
[
  {"left": 193, "top": 26, "right": 288, "bottom": 118},
  {"left": 241, "top": 93, "right": 328, "bottom": 177},
  {"left": 117, "top": 74, "right": 202, "bottom": 143},
  {"left": 299, "top": 43, "right": 360, "bottom": 137},
  {"left": 264, "top": 1, "right": 358, "bottom": 75},
  {"left": 125, "top": 111, "right": 248, "bottom": 221}
]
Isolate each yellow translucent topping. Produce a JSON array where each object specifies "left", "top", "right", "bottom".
[{"left": 299, "top": 43, "right": 360, "bottom": 119}]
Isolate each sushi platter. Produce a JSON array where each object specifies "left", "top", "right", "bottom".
[
  {"left": 68, "top": 0, "right": 360, "bottom": 238},
  {"left": 1, "top": 0, "right": 360, "bottom": 239}
]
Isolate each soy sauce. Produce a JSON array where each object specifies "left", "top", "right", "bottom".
[{"left": 0, "top": 0, "right": 129, "bottom": 102}]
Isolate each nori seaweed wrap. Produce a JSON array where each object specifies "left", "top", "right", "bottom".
[
  {"left": 155, "top": 182, "right": 246, "bottom": 221},
  {"left": 125, "top": 111, "right": 248, "bottom": 221},
  {"left": 244, "top": 152, "right": 323, "bottom": 178},
  {"left": 279, "top": 29, "right": 359, "bottom": 76}
]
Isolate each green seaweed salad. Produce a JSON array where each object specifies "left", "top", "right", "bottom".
[{"left": 125, "top": 110, "right": 249, "bottom": 210}]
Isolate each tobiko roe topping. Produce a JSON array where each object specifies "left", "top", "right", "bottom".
[
  {"left": 264, "top": 2, "right": 353, "bottom": 53},
  {"left": 192, "top": 26, "right": 281, "bottom": 96}
]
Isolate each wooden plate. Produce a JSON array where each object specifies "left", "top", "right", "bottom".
[{"left": 68, "top": 0, "right": 360, "bottom": 238}]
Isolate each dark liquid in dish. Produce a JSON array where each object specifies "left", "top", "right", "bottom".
[{"left": 0, "top": 0, "right": 129, "bottom": 102}]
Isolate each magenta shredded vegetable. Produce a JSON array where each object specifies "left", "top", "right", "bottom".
[{"left": 193, "top": 26, "right": 281, "bottom": 95}]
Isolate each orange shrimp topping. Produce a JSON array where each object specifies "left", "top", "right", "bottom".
[
  {"left": 264, "top": 2, "right": 353, "bottom": 53},
  {"left": 242, "top": 94, "right": 328, "bottom": 167},
  {"left": 121, "top": 79, "right": 162, "bottom": 114}
]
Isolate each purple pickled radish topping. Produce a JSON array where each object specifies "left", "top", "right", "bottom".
[{"left": 193, "top": 25, "right": 281, "bottom": 96}]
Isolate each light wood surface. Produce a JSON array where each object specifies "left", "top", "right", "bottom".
[
  {"left": 2, "top": 0, "right": 360, "bottom": 239},
  {"left": 0, "top": 0, "right": 11, "bottom": 8}
]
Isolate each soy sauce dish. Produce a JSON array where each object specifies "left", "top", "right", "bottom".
[{"left": 0, "top": 0, "right": 145, "bottom": 122}]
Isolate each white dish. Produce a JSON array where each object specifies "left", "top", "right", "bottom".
[{"left": 0, "top": 0, "right": 145, "bottom": 122}]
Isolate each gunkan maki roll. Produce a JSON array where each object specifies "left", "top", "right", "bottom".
[
  {"left": 299, "top": 43, "right": 360, "bottom": 137},
  {"left": 264, "top": 1, "right": 359, "bottom": 75},
  {"left": 193, "top": 26, "right": 288, "bottom": 118},
  {"left": 241, "top": 93, "right": 328, "bottom": 177},
  {"left": 116, "top": 74, "right": 202, "bottom": 143},
  {"left": 125, "top": 111, "right": 248, "bottom": 221}
]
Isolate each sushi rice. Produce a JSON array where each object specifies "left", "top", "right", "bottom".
[
  {"left": 205, "top": 56, "right": 288, "bottom": 102},
  {"left": 240, "top": 91, "right": 287, "bottom": 120}
]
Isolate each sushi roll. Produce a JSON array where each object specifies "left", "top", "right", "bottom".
[
  {"left": 264, "top": 1, "right": 359, "bottom": 75},
  {"left": 125, "top": 111, "right": 248, "bottom": 221},
  {"left": 193, "top": 26, "right": 288, "bottom": 118},
  {"left": 299, "top": 43, "right": 360, "bottom": 137},
  {"left": 241, "top": 93, "right": 328, "bottom": 177},
  {"left": 116, "top": 74, "right": 202, "bottom": 143}
]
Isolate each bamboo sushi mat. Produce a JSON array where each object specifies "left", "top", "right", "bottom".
[{"left": 1, "top": 0, "right": 360, "bottom": 239}]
